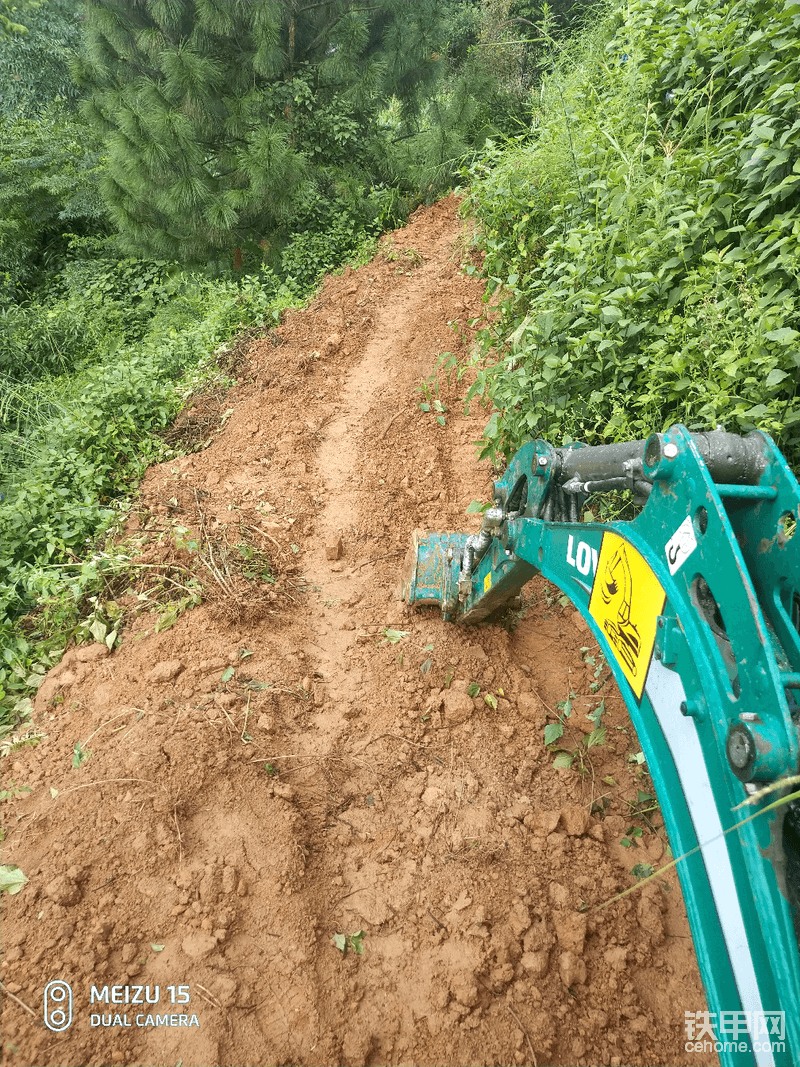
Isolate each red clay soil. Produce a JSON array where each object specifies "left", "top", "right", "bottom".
[{"left": 1, "top": 197, "right": 715, "bottom": 1067}]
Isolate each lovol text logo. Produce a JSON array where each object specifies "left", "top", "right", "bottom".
[{"left": 43, "top": 980, "right": 73, "bottom": 1032}]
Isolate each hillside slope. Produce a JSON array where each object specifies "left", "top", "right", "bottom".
[{"left": 0, "top": 198, "right": 709, "bottom": 1067}]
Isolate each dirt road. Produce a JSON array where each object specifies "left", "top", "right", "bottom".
[{"left": 1, "top": 197, "right": 711, "bottom": 1067}]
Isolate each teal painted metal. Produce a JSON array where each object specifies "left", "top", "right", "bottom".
[
  {"left": 400, "top": 530, "right": 469, "bottom": 621},
  {"left": 403, "top": 425, "right": 800, "bottom": 1067}
]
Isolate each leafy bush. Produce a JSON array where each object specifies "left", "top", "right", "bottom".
[
  {"left": 467, "top": 0, "right": 800, "bottom": 464},
  {"left": 0, "top": 108, "right": 106, "bottom": 302},
  {"left": 0, "top": 265, "right": 295, "bottom": 729},
  {"left": 281, "top": 217, "right": 375, "bottom": 293}
]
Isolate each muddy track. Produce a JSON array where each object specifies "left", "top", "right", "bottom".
[{"left": 1, "top": 198, "right": 712, "bottom": 1067}]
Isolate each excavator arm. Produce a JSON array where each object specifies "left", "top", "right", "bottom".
[{"left": 402, "top": 425, "right": 800, "bottom": 1067}]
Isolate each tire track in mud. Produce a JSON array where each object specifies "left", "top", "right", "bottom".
[{"left": 0, "top": 198, "right": 713, "bottom": 1067}]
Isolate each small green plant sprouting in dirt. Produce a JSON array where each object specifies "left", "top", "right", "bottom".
[
  {"left": 419, "top": 642, "right": 434, "bottom": 676},
  {"left": 235, "top": 540, "right": 274, "bottom": 582},
  {"left": 621, "top": 826, "right": 644, "bottom": 849},
  {"left": 415, "top": 377, "right": 447, "bottom": 425},
  {"left": 545, "top": 692, "right": 606, "bottom": 772},
  {"left": 581, "top": 646, "right": 610, "bottom": 692},
  {"left": 72, "top": 740, "right": 91, "bottom": 769},
  {"left": 465, "top": 500, "right": 490, "bottom": 515},
  {"left": 333, "top": 930, "right": 365, "bottom": 955},
  {"left": 434, "top": 349, "right": 465, "bottom": 387},
  {"left": 544, "top": 690, "right": 573, "bottom": 747},
  {"left": 0, "top": 780, "right": 32, "bottom": 802},
  {"left": 631, "top": 862, "right": 655, "bottom": 880},
  {"left": 381, "top": 239, "right": 422, "bottom": 271},
  {"left": 263, "top": 763, "right": 278, "bottom": 776},
  {"left": 628, "top": 789, "right": 660, "bottom": 831}
]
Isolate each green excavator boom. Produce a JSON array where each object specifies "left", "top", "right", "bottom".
[{"left": 402, "top": 425, "right": 800, "bottom": 1067}]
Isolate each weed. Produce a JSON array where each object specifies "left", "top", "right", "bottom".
[
  {"left": 381, "top": 240, "right": 423, "bottom": 270},
  {"left": 631, "top": 862, "right": 655, "bottom": 880},
  {"left": 333, "top": 930, "right": 366, "bottom": 955},
  {"left": 621, "top": 826, "right": 644, "bottom": 849},
  {"left": 434, "top": 350, "right": 465, "bottom": 388},
  {"left": 544, "top": 690, "right": 573, "bottom": 747},
  {"left": 380, "top": 628, "right": 409, "bottom": 645},
  {"left": 628, "top": 789, "right": 659, "bottom": 831},
  {"left": 544, "top": 690, "right": 606, "bottom": 772},
  {"left": 0, "top": 780, "right": 31, "bottom": 802},
  {"left": 0, "top": 728, "right": 46, "bottom": 757},
  {"left": 415, "top": 377, "right": 448, "bottom": 426},
  {"left": 599, "top": 780, "right": 800, "bottom": 910},
  {"left": 581, "top": 647, "right": 610, "bottom": 692},
  {"left": 72, "top": 741, "right": 91, "bottom": 769},
  {"left": 466, "top": 500, "right": 490, "bottom": 515}
]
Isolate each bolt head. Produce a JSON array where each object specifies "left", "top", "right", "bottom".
[
  {"left": 726, "top": 724, "right": 755, "bottom": 773},
  {"left": 537, "top": 456, "right": 548, "bottom": 467},
  {"left": 663, "top": 443, "right": 679, "bottom": 459}
]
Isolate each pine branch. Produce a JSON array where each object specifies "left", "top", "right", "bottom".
[
  {"left": 295, "top": 0, "right": 339, "bottom": 13},
  {"left": 305, "top": 6, "right": 381, "bottom": 57}
]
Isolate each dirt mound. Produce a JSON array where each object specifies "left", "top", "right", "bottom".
[{"left": 1, "top": 197, "right": 710, "bottom": 1067}]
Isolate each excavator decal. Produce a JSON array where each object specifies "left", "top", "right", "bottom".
[
  {"left": 599, "top": 540, "right": 641, "bottom": 673},
  {"left": 588, "top": 531, "right": 665, "bottom": 700}
]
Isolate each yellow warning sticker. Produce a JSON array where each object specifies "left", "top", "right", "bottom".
[
  {"left": 588, "top": 532, "right": 665, "bottom": 700},
  {"left": 483, "top": 572, "right": 492, "bottom": 594}
]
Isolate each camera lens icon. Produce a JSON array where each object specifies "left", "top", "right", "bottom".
[{"left": 43, "top": 981, "right": 73, "bottom": 1032}]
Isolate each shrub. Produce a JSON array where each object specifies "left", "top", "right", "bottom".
[{"left": 466, "top": 0, "right": 800, "bottom": 465}]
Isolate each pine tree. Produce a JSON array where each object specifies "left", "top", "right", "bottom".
[{"left": 74, "top": 0, "right": 444, "bottom": 262}]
